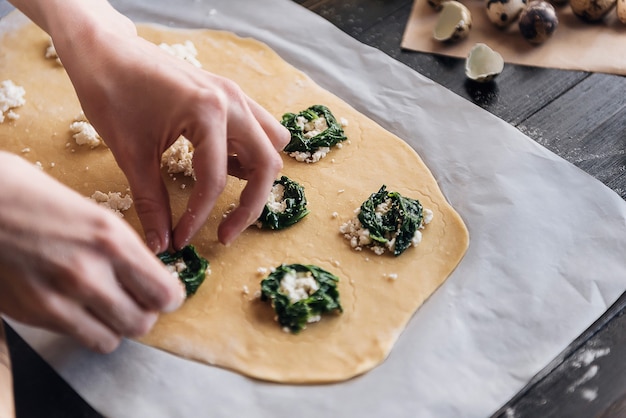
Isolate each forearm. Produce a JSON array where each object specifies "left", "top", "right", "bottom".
[{"left": 7, "top": 0, "right": 136, "bottom": 59}]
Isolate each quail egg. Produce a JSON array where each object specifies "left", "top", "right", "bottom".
[
  {"left": 518, "top": 1, "right": 558, "bottom": 44},
  {"left": 486, "top": 0, "right": 528, "bottom": 27},
  {"left": 433, "top": 1, "right": 473, "bottom": 42},
  {"left": 619, "top": 0, "right": 626, "bottom": 23},
  {"left": 465, "top": 43, "right": 504, "bottom": 82},
  {"left": 570, "top": 0, "right": 616, "bottom": 21}
]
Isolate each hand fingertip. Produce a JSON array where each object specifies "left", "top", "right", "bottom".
[
  {"left": 163, "top": 279, "right": 186, "bottom": 313},
  {"left": 145, "top": 230, "right": 165, "bottom": 254}
]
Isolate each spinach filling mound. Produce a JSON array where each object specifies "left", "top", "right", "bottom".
[
  {"left": 340, "top": 185, "right": 433, "bottom": 257},
  {"left": 281, "top": 104, "right": 347, "bottom": 162},
  {"left": 158, "top": 245, "right": 209, "bottom": 297},
  {"left": 257, "top": 175, "right": 309, "bottom": 230},
  {"left": 260, "top": 264, "right": 343, "bottom": 333}
]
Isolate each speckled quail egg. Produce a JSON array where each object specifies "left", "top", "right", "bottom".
[
  {"left": 486, "top": 0, "right": 528, "bottom": 27},
  {"left": 433, "top": 1, "right": 473, "bottom": 42},
  {"left": 465, "top": 43, "right": 504, "bottom": 82},
  {"left": 570, "top": 0, "right": 616, "bottom": 21},
  {"left": 619, "top": 0, "right": 626, "bottom": 23},
  {"left": 518, "top": 1, "right": 558, "bottom": 44}
]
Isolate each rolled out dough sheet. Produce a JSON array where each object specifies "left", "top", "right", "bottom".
[{"left": 0, "top": 17, "right": 468, "bottom": 383}]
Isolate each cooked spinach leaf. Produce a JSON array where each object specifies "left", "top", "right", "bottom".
[
  {"left": 260, "top": 264, "right": 343, "bottom": 333},
  {"left": 257, "top": 175, "right": 309, "bottom": 230},
  {"left": 158, "top": 245, "right": 209, "bottom": 297},
  {"left": 358, "top": 185, "right": 424, "bottom": 256},
  {"left": 281, "top": 104, "right": 347, "bottom": 153}
]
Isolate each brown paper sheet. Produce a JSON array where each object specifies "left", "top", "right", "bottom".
[{"left": 401, "top": 0, "right": 626, "bottom": 76}]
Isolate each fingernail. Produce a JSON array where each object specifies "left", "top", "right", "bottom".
[{"left": 146, "top": 231, "right": 162, "bottom": 253}]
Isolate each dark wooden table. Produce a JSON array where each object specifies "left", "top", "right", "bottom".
[{"left": 2, "top": 0, "right": 626, "bottom": 416}]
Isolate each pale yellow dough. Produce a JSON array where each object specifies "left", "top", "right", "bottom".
[{"left": 0, "top": 15, "right": 469, "bottom": 383}]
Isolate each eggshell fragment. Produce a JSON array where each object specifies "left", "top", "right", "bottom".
[
  {"left": 465, "top": 43, "right": 504, "bottom": 82},
  {"left": 433, "top": 1, "right": 473, "bottom": 42}
]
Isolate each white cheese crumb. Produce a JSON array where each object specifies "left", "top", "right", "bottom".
[
  {"left": 90, "top": 191, "right": 133, "bottom": 218},
  {"left": 49, "top": 162, "right": 55, "bottom": 168},
  {"left": 385, "top": 273, "right": 398, "bottom": 281},
  {"left": 223, "top": 202, "right": 236, "bottom": 219},
  {"left": 242, "top": 285, "right": 250, "bottom": 295},
  {"left": 257, "top": 267, "right": 269, "bottom": 276},
  {"left": 279, "top": 269, "right": 319, "bottom": 304},
  {"left": 0, "top": 80, "right": 26, "bottom": 123},
  {"left": 332, "top": 260, "right": 341, "bottom": 267},
  {"left": 266, "top": 183, "right": 287, "bottom": 213},
  {"left": 338, "top": 189, "right": 345, "bottom": 194},
  {"left": 288, "top": 147, "right": 330, "bottom": 163},
  {"left": 70, "top": 119, "right": 103, "bottom": 148},
  {"left": 165, "top": 258, "right": 187, "bottom": 278},
  {"left": 159, "top": 41, "right": 202, "bottom": 68},
  {"left": 34, "top": 161, "right": 43, "bottom": 170},
  {"left": 339, "top": 117, "right": 349, "bottom": 127},
  {"left": 21, "top": 147, "right": 30, "bottom": 153},
  {"left": 295, "top": 115, "right": 329, "bottom": 138},
  {"left": 161, "top": 136, "right": 196, "bottom": 179},
  {"left": 339, "top": 203, "right": 433, "bottom": 255},
  {"left": 45, "top": 38, "right": 63, "bottom": 66},
  {"left": 331, "top": 211, "right": 338, "bottom": 219}
]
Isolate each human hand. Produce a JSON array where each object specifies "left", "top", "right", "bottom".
[
  {"left": 46, "top": 4, "right": 289, "bottom": 253},
  {"left": 0, "top": 152, "right": 185, "bottom": 353}
]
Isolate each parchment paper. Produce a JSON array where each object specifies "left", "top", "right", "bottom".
[
  {"left": 4, "top": 0, "right": 626, "bottom": 417},
  {"left": 402, "top": 0, "right": 626, "bottom": 76}
]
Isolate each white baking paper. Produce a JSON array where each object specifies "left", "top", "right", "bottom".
[{"left": 5, "top": 0, "right": 626, "bottom": 417}]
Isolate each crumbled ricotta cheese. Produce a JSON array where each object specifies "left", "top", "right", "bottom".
[
  {"left": 266, "top": 183, "right": 287, "bottom": 213},
  {"left": 339, "top": 205, "right": 434, "bottom": 256},
  {"left": 70, "top": 114, "right": 103, "bottom": 148},
  {"left": 90, "top": 191, "right": 133, "bottom": 218},
  {"left": 159, "top": 41, "right": 202, "bottom": 68},
  {"left": 257, "top": 267, "right": 269, "bottom": 276},
  {"left": 339, "top": 117, "right": 349, "bottom": 127},
  {"left": 279, "top": 269, "right": 319, "bottom": 304},
  {"left": 0, "top": 80, "right": 26, "bottom": 123},
  {"left": 289, "top": 147, "right": 330, "bottom": 163},
  {"left": 295, "top": 115, "right": 329, "bottom": 139},
  {"left": 161, "top": 136, "right": 196, "bottom": 179},
  {"left": 45, "top": 38, "right": 63, "bottom": 65},
  {"left": 165, "top": 258, "right": 187, "bottom": 278}
]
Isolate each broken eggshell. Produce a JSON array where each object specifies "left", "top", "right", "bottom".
[
  {"left": 433, "top": 1, "right": 473, "bottom": 42},
  {"left": 465, "top": 43, "right": 504, "bottom": 82},
  {"left": 518, "top": 1, "right": 558, "bottom": 44},
  {"left": 486, "top": 0, "right": 528, "bottom": 28}
]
